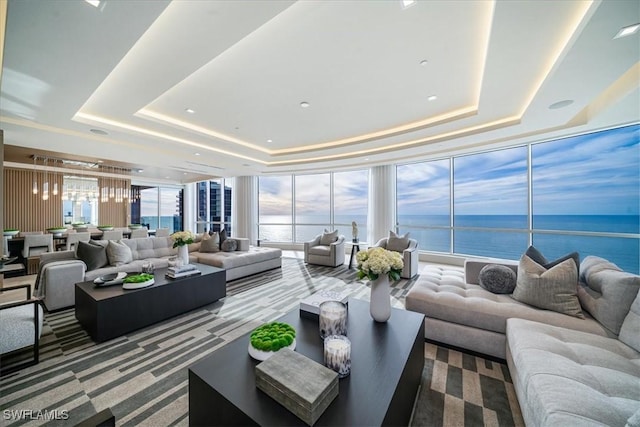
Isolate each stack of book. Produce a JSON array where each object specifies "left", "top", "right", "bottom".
[{"left": 166, "top": 264, "right": 201, "bottom": 279}]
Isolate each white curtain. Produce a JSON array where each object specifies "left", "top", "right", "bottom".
[
  {"left": 367, "top": 165, "right": 396, "bottom": 245},
  {"left": 232, "top": 176, "right": 258, "bottom": 244},
  {"left": 183, "top": 183, "right": 196, "bottom": 234}
]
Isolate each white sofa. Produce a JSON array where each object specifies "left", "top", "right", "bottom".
[
  {"left": 34, "top": 235, "right": 281, "bottom": 311},
  {"left": 406, "top": 256, "right": 640, "bottom": 426}
]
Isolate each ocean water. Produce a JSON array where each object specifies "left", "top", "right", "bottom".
[{"left": 259, "top": 214, "right": 639, "bottom": 274}]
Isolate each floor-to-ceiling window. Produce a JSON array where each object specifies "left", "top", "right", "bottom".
[
  {"left": 530, "top": 124, "right": 639, "bottom": 273},
  {"left": 397, "top": 160, "right": 450, "bottom": 252},
  {"left": 258, "top": 170, "right": 369, "bottom": 243},
  {"left": 132, "top": 185, "right": 184, "bottom": 233},
  {"left": 196, "top": 179, "right": 232, "bottom": 234},
  {"left": 395, "top": 123, "right": 639, "bottom": 273},
  {"left": 453, "top": 146, "right": 529, "bottom": 259}
]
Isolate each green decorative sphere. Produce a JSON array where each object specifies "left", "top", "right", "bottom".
[{"left": 250, "top": 322, "right": 296, "bottom": 352}]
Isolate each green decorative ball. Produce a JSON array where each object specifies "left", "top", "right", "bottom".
[{"left": 250, "top": 322, "right": 296, "bottom": 352}]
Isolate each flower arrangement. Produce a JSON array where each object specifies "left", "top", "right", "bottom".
[
  {"left": 356, "top": 247, "right": 404, "bottom": 281},
  {"left": 170, "top": 231, "right": 195, "bottom": 248}
]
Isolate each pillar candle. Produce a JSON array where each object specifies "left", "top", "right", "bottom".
[
  {"left": 319, "top": 301, "right": 347, "bottom": 339},
  {"left": 324, "top": 335, "right": 351, "bottom": 378}
]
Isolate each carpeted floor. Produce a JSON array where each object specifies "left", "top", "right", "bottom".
[{"left": 0, "top": 258, "right": 523, "bottom": 426}]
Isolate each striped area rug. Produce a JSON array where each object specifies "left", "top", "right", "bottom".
[{"left": 0, "top": 258, "right": 522, "bottom": 426}]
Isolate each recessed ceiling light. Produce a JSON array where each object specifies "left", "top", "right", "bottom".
[
  {"left": 183, "top": 172, "right": 187, "bottom": 175},
  {"left": 84, "top": 0, "right": 100, "bottom": 7},
  {"left": 90, "top": 128, "right": 108, "bottom": 135},
  {"left": 420, "top": 59, "right": 428, "bottom": 66},
  {"left": 401, "top": 0, "right": 416, "bottom": 9},
  {"left": 614, "top": 23, "right": 640, "bottom": 39},
  {"left": 549, "top": 99, "right": 574, "bottom": 109},
  {"left": 427, "top": 95, "right": 438, "bottom": 101},
  {"left": 165, "top": 176, "right": 170, "bottom": 179},
  {"left": 194, "top": 152, "right": 200, "bottom": 156},
  {"left": 185, "top": 108, "right": 195, "bottom": 114},
  {"left": 267, "top": 139, "right": 273, "bottom": 143},
  {"left": 300, "top": 102, "right": 310, "bottom": 108},
  {"left": 137, "top": 169, "right": 144, "bottom": 173}
]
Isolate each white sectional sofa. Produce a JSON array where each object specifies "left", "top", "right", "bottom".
[
  {"left": 406, "top": 255, "right": 640, "bottom": 426},
  {"left": 34, "top": 235, "right": 281, "bottom": 311}
]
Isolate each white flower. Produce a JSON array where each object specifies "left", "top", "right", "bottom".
[
  {"left": 356, "top": 247, "right": 404, "bottom": 281},
  {"left": 170, "top": 231, "right": 195, "bottom": 248}
]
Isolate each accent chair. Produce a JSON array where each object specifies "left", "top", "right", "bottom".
[
  {"left": 374, "top": 231, "right": 419, "bottom": 279},
  {"left": 304, "top": 230, "right": 345, "bottom": 267}
]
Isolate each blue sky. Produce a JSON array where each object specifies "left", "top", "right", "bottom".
[{"left": 259, "top": 124, "right": 639, "bottom": 218}]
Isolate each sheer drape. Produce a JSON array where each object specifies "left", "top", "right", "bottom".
[{"left": 232, "top": 176, "right": 258, "bottom": 244}]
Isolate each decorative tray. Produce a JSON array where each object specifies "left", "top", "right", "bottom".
[{"left": 94, "top": 272, "right": 127, "bottom": 287}]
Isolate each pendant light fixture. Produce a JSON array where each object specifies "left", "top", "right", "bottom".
[{"left": 32, "top": 156, "right": 38, "bottom": 194}]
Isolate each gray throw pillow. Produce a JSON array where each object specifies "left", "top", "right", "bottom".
[
  {"left": 320, "top": 229, "right": 338, "bottom": 246},
  {"left": 76, "top": 241, "right": 108, "bottom": 271},
  {"left": 219, "top": 229, "right": 228, "bottom": 250},
  {"left": 387, "top": 231, "right": 410, "bottom": 252},
  {"left": 221, "top": 238, "right": 237, "bottom": 252},
  {"left": 200, "top": 233, "right": 220, "bottom": 253},
  {"left": 525, "top": 246, "right": 580, "bottom": 271},
  {"left": 106, "top": 240, "right": 133, "bottom": 266},
  {"left": 513, "top": 254, "right": 583, "bottom": 318},
  {"left": 478, "top": 264, "right": 517, "bottom": 294}
]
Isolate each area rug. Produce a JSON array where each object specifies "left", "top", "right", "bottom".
[{"left": 0, "top": 258, "right": 522, "bottom": 426}]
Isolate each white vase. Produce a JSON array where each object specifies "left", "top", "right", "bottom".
[
  {"left": 178, "top": 245, "right": 189, "bottom": 266},
  {"left": 369, "top": 275, "right": 391, "bottom": 322}
]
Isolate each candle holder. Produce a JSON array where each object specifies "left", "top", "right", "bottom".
[
  {"left": 324, "top": 335, "right": 351, "bottom": 378},
  {"left": 319, "top": 301, "right": 347, "bottom": 339}
]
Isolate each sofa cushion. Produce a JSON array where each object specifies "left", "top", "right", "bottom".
[
  {"left": 320, "top": 229, "right": 338, "bottom": 246},
  {"left": 512, "top": 254, "right": 583, "bottom": 318},
  {"left": 619, "top": 290, "right": 640, "bottom": 352},
  {"left": 387, "top": 231, "right": 410, "bottom": 253},
  {"left": 478, "top": 264, "right": 517, "bottom": 294},
  {"left": 194, "top": 246, "right": 281, "bottom": 270},
  {"left": 221, "top": 239, "right": 237, "bottom": 252},
  {"left": 106, "top": 240, "right": 133, "bottom": 266},
  {"left": 578, "top": 256, "right": 640, "bottom": 335},
  {"left": 525, "top": 245, "right": 580, "bottom": 271},
  {"left": 200, "top": 233, "right": 220, "bottom": 253},
  {"left": 627, "top": 408, "right": 640, "bottom": 427},
  {"left": 76, "top": 241, "right": 108, "bottom": 271},
  {"left": 506, "top": 318, "right": 640, "bottom": 427},
  {"left": 123, "top": 236, "right": 175, "bottom": 260},
  {"left": 405, "top": 265, "right": 607, "bottom": 336}
]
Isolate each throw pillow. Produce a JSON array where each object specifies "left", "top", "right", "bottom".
[
  {"left": 387, "top": 231, "right": 410, "bottom": 252},
  {"left": 221, "top": 238, "right": 238, "bottom": 252},
  {"left": 106, "top": 240, "right": 133, "bottom": 266},
  {"left": 320, "top": 229, "right": 339, "bottom": 246},
  {"left": 219, "top": 228, "right": 228, "bottom": 250},
  {"left": 525, "top": 245, "right": 580, "bottom": 271},
  {"left": 512, "top": 254, "right": 584, "bottom": 318},
  {"left": 201, "top": 232, "right": 220, "bottom": 253},
  {"left": 76, "top": 241, "right": 108, "bottom": 271},
  {"left": 617, "top": 287, "right": 640, "bottom": 353},
  {"left": 478, "top": 264, "right": 517, "bottom": 294}
]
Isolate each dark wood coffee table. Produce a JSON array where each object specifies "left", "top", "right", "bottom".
[
  {"left": 188, "top": 298, "right": 425, "bottom": 426},
  {"left": 75, "top": 263, "right": 226, "bottom": 342}
]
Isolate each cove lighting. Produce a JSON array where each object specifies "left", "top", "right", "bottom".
[{"left": 614, "top": 23, "right": 640, "bottom": 39}]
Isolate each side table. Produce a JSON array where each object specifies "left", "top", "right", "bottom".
[{"left": 348, "top": 241, "right": 360, "bottom": 269}]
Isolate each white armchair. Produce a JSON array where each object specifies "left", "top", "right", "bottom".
[
  {"left": 374, "top": 231, "right": 419, "bottom": 279},
  {"left": 304, "top": 230, "right": 346, "bottom": 267}
]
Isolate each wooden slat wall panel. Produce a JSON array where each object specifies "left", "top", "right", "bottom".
[
  {"left": 97, "top": 177, "right": 131, "bottom": 227},
  {"left": 3, "top": 167, "right": 64, "bottom": 232}
]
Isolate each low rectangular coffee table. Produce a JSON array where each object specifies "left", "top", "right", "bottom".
[
  {"left": 189, "top": 298, "right": 425, "bottom": 426},
  {"left": 75, "top": 263, "right": 225, "bottom": 342}
]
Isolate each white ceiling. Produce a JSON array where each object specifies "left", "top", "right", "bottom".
[{"left": 1, "top": 0, "right": 639, "bottom": 184}]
